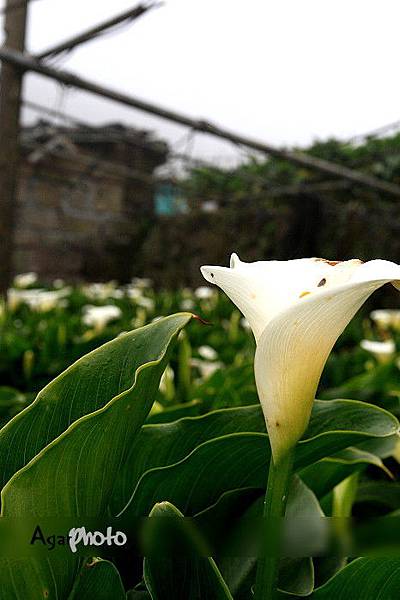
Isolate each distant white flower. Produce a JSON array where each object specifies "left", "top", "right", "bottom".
[
  {"left": 82, "top": 282, "right": 117, "bottom": 301},
  {"left": 131, "top": 277, "right": 153, "bottom": 289},
  {"left": 370, "top": 309, "right": 400, "bottom": 331},
  {"left": 198, "top": 345, "right": 218, "bottom": 361},
  {"left": 83, "top": 305, "right": 122, "bottom": 330},
  {"left": 360, "top": 339, "right": 396, "bottom": 363},
  {"left": 181, "top": 299, "right": 195, "bottom": 311},
  {"left": 127, "top": 287, "right": 143, "bottom": 300},
  {"left": 191, "top": 358, "right": 222, "bottom": 379},
  {"left": 240, "top": 317, "right": 251, "bottom": 331},
  {"left": 53, "top": 279, "right": 65, "bottom": 289},
  {"left": 136, "top": 296, "right": 155, "bottom": 311},
  {"left": 7, "top": 289, "right": 67, "bottom": 312},
  {"left": 195, "top": 286, "right": 215, "bottom": 300},
  {"left": 13, "top": 272, "right": 38, "bottom": 288}
]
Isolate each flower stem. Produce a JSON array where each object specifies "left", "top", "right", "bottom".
[{"left": 254, "top": 449, "right": 294, "bottom": 600}]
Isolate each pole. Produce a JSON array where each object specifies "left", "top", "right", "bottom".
[
  {"left": 0, "top": 2, "right": 28, "bottom": 294},
  {"left": 1, "top": 46, "right": 400, "bottom": 198}
]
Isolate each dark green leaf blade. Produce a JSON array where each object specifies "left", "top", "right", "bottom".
[
  {"left": 122, "top": 400, "right": 398, "bottom": 519},
  {"left": 311, "top": 557, "right": 400, "bottom": 599},
  {"left": 0, "top": 313, "right": 193, "bottom": 490},
  {"left": 143, "top": 501, "right": 233, "bottom": 600},
  {"left": 0, "top": 314, "right": 191, "bottom": 600},
  {"left": 68, "top": 559, "right": 125, "bottom": 600},
  {"left": 111, "top": 404, "right": 266, "bottom": 514}
]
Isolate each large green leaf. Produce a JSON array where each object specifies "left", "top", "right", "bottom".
[
  {"left": 0, "top": 557, "right": 80, "bottom": 600},
  {"left": 296, "top": 399, "right": 398, "bottom": 467},
  {"left": 127, "top": 432, "right": 268, "bottom": 517},
  {"left": 195, "top": 488, "right": 262, "bottom": 599},
  {"left": 121, "top": 400, "right": 397, "bottom": 519},
  {"left": 127, "top": 591, "right": 151, "bottom": 600},
  {"left": 0, "top": 313, "right": 192, "bottom": 490},
  {"left": 111, "top": 404, "right": 266, "bottom": 514},
  {"left": 0, "top": 314, "right": 191, "bottom": 600},
  {"left": 311, "top": 557, "right": 400, "bottom": 599},
  {"left": 146, "top": 399, "right": 201, "bottom": 423},
  {"left": 143, "top": 501, "right": 233, "bottom": 600},
  {"left": 300, "top": 447, "right": 392, "bottom": 502},
  {"left": 68, "top": 559, "right": 125, "bottom": 600},
  {"left": 197, "top": 478, "right": 320, "bottom": 597},
  {"left": 354, "top": 480, "right": 400, "bottom": 513}
]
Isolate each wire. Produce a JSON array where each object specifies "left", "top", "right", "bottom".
[
  {"left": 20, "top": 100, "right": 370, "bottom": 200},
  {"left": 22, "top": 99, "right": 90, "bottom": 127},
  {"left": 348, "top": 120, "right": 400, "bottom": 144}
]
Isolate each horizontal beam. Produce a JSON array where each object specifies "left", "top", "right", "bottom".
[{"left": 2, "top": 46, "right": 400, "bottom": 197}]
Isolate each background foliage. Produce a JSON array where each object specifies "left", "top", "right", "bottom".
[{"left": 141, "top": 134, "right": 400, "bottom": 287}]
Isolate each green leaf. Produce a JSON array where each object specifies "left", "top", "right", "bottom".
[
  {"left": 311, "top": 557, "right": 400, "bottom": 599},
  {"left": 0, "top": 313, "right": 192, "bottom": 491},
  {"left": 296, "top": 399, "right": 399, "bottom": 467},
  {"left": 111, "top": 404, "right": 266, "bottom": 514},
  {"left": 332, "top": 473, "right": 359, "bottom": 518},
  {"left": 143, "top": 501, "right": 233, "bottom": 600},
  {"left": 357, "top": 435, "right": 399, "bottom": 459},
  {"left": 0, "top": 314, "right": 191, "bottom": 600},
  {"left": 68, "top": 559, "right": 125, "bottom": 600},
  {"left": 126, "top": 592, "right": 151, "bottom": 600},
  {"left": 122, "top": 400, "right": 397, "bottom": 518},
  {"left": 279, "top": 476, "right": 323, "bottom": 596},
  {"left": 0, "top": 557, "right": 80, "bottom": 600},
  {"left": 200, "top": 476, "right": 323, "bottom": 598},
  {"left": 355, "top": 480, "right": 400, "bottom": 512},
  {"left": 193, "top": 487, "right": 261, "bottom": 598},
  {"left": 279, "top": 559, "right": 314, "bottom": 597},
  {"left": 146, "top": 399, "right": 201, "bottom": 423},
  {"left": 300, "top": 447, "right": 393, "bottom": 502},
  {"left": 126, "top": 432, "right": 267, "bottom": 518},
  {"left": 198, "top": 478, "right": 319, "bottom": 597}
]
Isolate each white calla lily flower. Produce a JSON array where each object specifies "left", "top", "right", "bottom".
[
  {"left": 370, "top": 309, "right": 400, "bottom": 331},
  {"left": 198, "top": 345, "right": 218, "bottom": 361},
  {"left": 83, "top": 305, "right": 122, "bottom": 331},
  {"left": 201, "top": 253, "right": 400, "bottom": 461},
  {"left": 13, "top": 272, "right": 38, "bottom": 289},
  {"left": 360, "top": 338, "right": 396, "bottom": 362},
  {"left": 7, "top": 288, "right": 69, "bottom": 312}
]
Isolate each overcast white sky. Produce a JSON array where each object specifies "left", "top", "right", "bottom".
[{"left": 1, "top": 0, "right": 400, "bottom": 163}]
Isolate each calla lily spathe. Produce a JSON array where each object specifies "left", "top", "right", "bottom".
[
  {"left": 360, "top": 338, "right": 396, "bottom": 363},
  {"left": 201, "top": 254, "right": 400, "bottom": 461}
]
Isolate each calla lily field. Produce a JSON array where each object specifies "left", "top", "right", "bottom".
[{"left": 0, "top": 260, "right": 400, "bottom": 599}]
